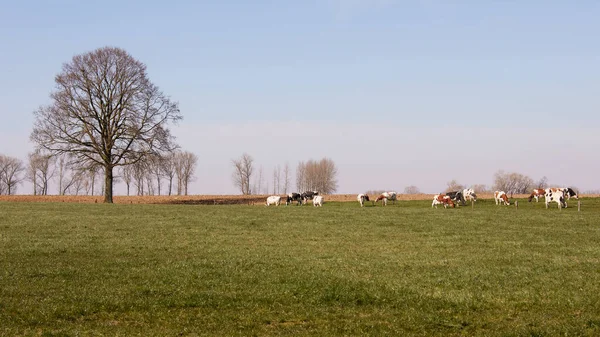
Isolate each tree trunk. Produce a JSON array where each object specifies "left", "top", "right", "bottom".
[
  {"left": 91, "top": 174, "right": 95, "bottom": 196},
  {"left": 104, "top": 165, "right": 113, "bottom": 203}
]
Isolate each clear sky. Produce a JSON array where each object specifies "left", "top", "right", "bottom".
[{"left": 1, "top": 0, "right": 598, "bottom": 194}]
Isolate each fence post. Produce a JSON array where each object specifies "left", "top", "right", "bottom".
[
  {"left": 578, "top": 200, "right": 581, "bottom": 212},
  {"left": 515, "top": 200, "right": 518, "bottom": 209},
  {"left": 471, "top": 200, "right": 474, "bottom": 210}
]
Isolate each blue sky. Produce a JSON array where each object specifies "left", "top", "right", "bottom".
[{"left": 1, "top": 1, "right": 598, "bottom": 194}]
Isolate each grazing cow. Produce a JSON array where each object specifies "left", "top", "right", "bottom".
[
  {"left": 563, "top": 187, "right": 578, "bottom": 200},
  {"left": 313, "top": 195, "right": 324, "bottom": 207},
  {"left": 545, "top": 189, "right": 566, "bottom": 209},
  {"left": 374, "top": 191, "right": 397, "bottom": 206},
  {"left": 384, "top": 191, "right": 398, "bottom": 205},
  {"left": 301, "top": 191, "right": 319, "bottom": 204},
  {"left": 446, "top": 191, "right": 466, "bottom": 206},
  {"left": 432, "top": 194, "right": 455, "bottom": 209},
  {"left": 357, "top": 194, "right": 370, "bottom": 207},
  {"left": 375, "top": 194, "right": 388, "bottom": 206},
  {"left": 494, "top": 191, "right": 510, "bottom": 206},
  {"left": 528, "top": 188, "right": 546, "bottom": 202},
  {"left": 463, "top": 189, "right": 477, "bottom": 202},
  {"left": 266, "top": 196, "right": 281, "bottom": 206},
  {"left": 286, "top": 193, "right": 303, "bottom": 205}
]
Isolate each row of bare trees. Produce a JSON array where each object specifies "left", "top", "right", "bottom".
[
  {"left": 251, "top": 164, "right": 293, "bottom": 196},
  {"left": 231, "top": 154, "right": 338, "bottom": 195},
  {"left": 27, "top": 152, "right": 99, "bottom": 196},
  {"left": 120, "top": 151, "right": 197, "bottom": 196},
  {"left": 0, "top": 150, "right": 197, "bottom": 196},
  {"left": 365, "top": 172, "right": 558, "bottom": 197},
  {"left": 296, "top": 158, "right": 338, "bottom": 194},
  {"left": 443, "top": 171, "right": 558, "bottom": 197}
]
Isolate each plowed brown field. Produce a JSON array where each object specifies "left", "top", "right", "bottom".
[{"left": 0, "top": 193, "right": 568, "bottom": 204}]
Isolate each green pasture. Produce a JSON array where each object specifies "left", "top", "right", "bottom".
[{"left": 1, "top": 198, "right": 599, "bottom": 336}]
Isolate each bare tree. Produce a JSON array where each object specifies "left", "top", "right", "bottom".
[
  {"left": 403, "top": 185, "right": 421, "bottom": 194},
  {"left": 25, "top": 154, "right": 39, "bottom": 195},
  {"left": 493, "top": 170, "right": 534, "bottom": 197},
  {"left": 84, "top": 165, "right": 101, "bottom": 196},
  {"left": 296, "top": 161, "right": 306, "bottom": 192},
  {"left": 0, "top": 155, "right": 25, "bottom": 195},
  {"left": 296, "top": 158, "right": 338, "bottom": 194},
  {"left": 445, "top": 179, "right": 465, "bottom": 193},
  {"left": 62, "top": 166, "right": 87, "bottom": 195},
  {"left": 26, "top": 151, "right": 55, "bottom": 195},
  {"left": 174, "top": 151, "right": 197, "bottom": 196},
  {"left": 232, "top": 153, "right": 254, "bottom": 195},
  {"left": 283, "top": 162, "right": 291, "bottom": 194},
  {"left": 161, "top": 152, "right": 177, "bottom": 196},
  {"left": 273, "top": 165, "right": 281, "bottom": 194},
  {"left": 254, "top": 166, "right": 264, "bottom": 196},
  {"left": 536, "top": 176, "right": 549, "bottom": 189},
  {"left": 56, "top": 155, "right": 67, "bottom": 195},
  {"left": 120, "top": 165, "right": 133, "bottom": 196},
  {"left": 132, "top": 159, "right": 148, "bottom": 196},
  {"left": 31, "top": 47, "right": 181, "bottom": 203},
  {"left": 56, "top": 158, "right": 87, "bottom": 196},
  {"left": 147, "top": 154, "right": 164, "bottom": 195}
]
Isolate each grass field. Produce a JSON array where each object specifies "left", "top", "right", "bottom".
[{"left": 1, "top": 198, "right": 600, "bottom": 336}]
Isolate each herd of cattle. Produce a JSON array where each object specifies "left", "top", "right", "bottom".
[
  {"left": 265, "top": 187, "right": 579, "bottom": 209},
  {"left": 430, "top": 187, "right": 578, "bottom": 209}
]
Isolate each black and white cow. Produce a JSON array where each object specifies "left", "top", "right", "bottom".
[
  {"left": 463, "top": 189, "right": 477, "bottom": 202},
  {"left": 545, "top": 188, "right": 566, "bottom": 209},
  {"left": 563, "top": 187, "right": 578, "bottom": 200},
  {"left": 445, "top": 191, "right": 466, "bottom": 206},
  {"left": 286, "top": 193, "right": 303, "bottom": 205},
  {"left": 357, "top": 194, "right": 370, "bottom": 207},
  {"left": 301, "top": 191, "right": 319, "bottom": 204}
]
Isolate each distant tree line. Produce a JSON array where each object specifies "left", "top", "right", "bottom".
[
  {"left": 0, "top": 150, "right": 198, "bottom": 197},
  {"left": 231, "top": 154, "right": 338, "bottom": 195},
  {"left": 440, "top": 172, "right": 565, "bottom": 197},
  {"left": 361, "top": 171, "right": 574, "bottom": 198}
]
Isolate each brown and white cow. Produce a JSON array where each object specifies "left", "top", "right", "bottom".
[
  {"left": 494, "top": 191, "right": 510, "bottom": 206},
  {"left": 528, "top": 188, "right": 545, "bottom": 202},
  {"left": 375, "top": 194, "right": 388, "bottom": 206},
  {"left": 432, "top": 194, "right": 455, "bottom": 209}
]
